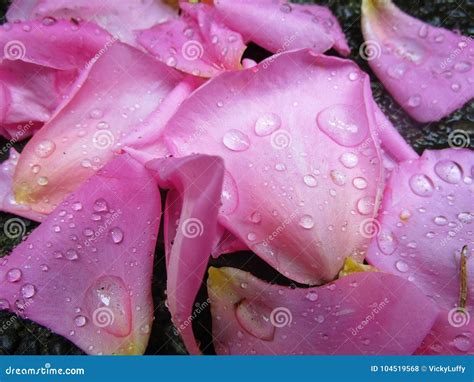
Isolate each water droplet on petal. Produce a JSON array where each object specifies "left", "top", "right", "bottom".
[
  {"left": 250, "top": 212, "right": 262, "bottom": 224},
  {"left": 377, "top": 230, "right": 398, "bottom": 255},
  {"left": 72, "top": 202, "right": 83, "bottom": 211},
  {"left": 35, "top": 140, "right": 56, "bottom": 158},
  {"left": 409, "top": 174, "right": 434, "bottom": 197},
  {"left": 299, "top": 215, "right": 315, "bottom": 229},
  {"left": 110, "top": 227, "right": 124, "bottom": 244},
  {"left": 7, "top": 268, "right": 22, "bottom": 282},
  {"left": 352, "top": 177, "right": 368, "bottom": 190},
  {"left": 454, "top": 61, "right": 472, "bottom": 73},
  {"left": 395, "top": 260, "right": 409, "bottom": 273},
  {"left": 317, "top": 105, "right": 368, "bottom": 147},
  {"left": 254, "top": 113, "right": 281, "bottom": 136},
  {"left": 74, "top": 315, "right": 87, "bottom": 327},
  {"left": 434, "top": 160, "right": 462, "bottom": 184},
  {"left": 433, "top": 216, "right": 448, "bottom": 226},
  {"left": 330, "top": 170, "right": 346, "bottom": 186},
  {"left": 222, "top": 130, "right": 250, "bottom": 152},
  {"left": 387, "top": 63, "right": 407, "bottom": 79},
  {"left": 21, "top": 284, "right": 36, "bottom": 299},
  {"left": 305, "top": 291, "right": 318, "bottom": 301},
  {"left": 303, "top": 174, "right": 318, "bottom": 187},
  {"left": 407, "top": 94, "right": 421, "bottom": 108},
  {"left": 339, "top": 152, "right": 359, "bottom": 168},
  {"left": 90, "top": 109, "right": 103, "bottom": 119},
  {"left": 356, "top": 197, "right": 375, "bottom": 215},
  {"left": 93, "top": 198, "right": 109, "bottom": 212},
  {"left": 65, "top": 249, "right": 79, "bottom": 261},
  {"left": 235, "top": 299, "right": 275, "bottom": 341}
]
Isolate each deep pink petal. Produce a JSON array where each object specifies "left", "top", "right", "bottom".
[
  {"left": 361, "top": 0, "right": 474, "bottom": 122},
  {"left": 212, "top": 0, "right": 349, "bottom": 56},
  {"left": 0, "top": 154, "right": 161, "bottom": 354},
  {"left": 137, "top": 2, "right": 245, "bottom": 77},
  {"left": 0, "top": 20, "right": 111, "bottom": 130},
  {"left": 416, "top": 310, "right": 473, "bottom": 355},
  {"left": 163, "top": 50, "right": 385, "bottom": 284},
  {"left": 208, "top": 267, "right": 438, "bottom": 354},
  {"left": 7, "top": 0, "right": 177, "bottom": 46},
  {"left": 147, "top": 155, "right": 225, "bottom": 354},
  {"left": 367, "top": 149, "right": 473, "bottom": 312},
  {"left": 13, "top": 42, "right": 183, "bottom": 214}
]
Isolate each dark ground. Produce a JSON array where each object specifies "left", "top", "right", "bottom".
[{"left": 0, "top": 0, "right": 473, "bottom": 355}]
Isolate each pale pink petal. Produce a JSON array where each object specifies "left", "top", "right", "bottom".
[
  {"left": 367, "top": 149, "right": 473, "bottom": 312},
  {"left": 212, "top": 0, "right": 349, "bottom": 56},
  {"left": 0, "top": 149, "right": 46, "bottom": 221},
  {"left": 0, "top": 154, "right": 161, "bottom": 354},
  {"left": 13, "top": 42, "right": 184, "bottom": 214},
  {"left": 208, "top": 267, "right": 438, "bottom": 354},
  {"left": 361, "top": 0, "right": 474, "bottom": 122},
  {"left": 147, "top": 155, "right": 225, "bottom": 354},
  {"left": 137, "top": 2, "right": 245, "bottom": 77},
  {"left": 0, "top": 20, "right": 111, "bottom": 130},
  {"left": 7, "top": 0, "right": 177, "bottom": 46},
  {"left": 163, "top": 50, "right": 384, "bottom": 284}
]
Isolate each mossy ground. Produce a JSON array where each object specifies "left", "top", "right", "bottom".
[{"left": 0, "top": 0, "right": 472, "bottom": 355}]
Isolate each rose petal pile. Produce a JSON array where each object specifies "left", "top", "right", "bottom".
[{"left": 0, "top": 0, "right": 472, "bottom": 355}]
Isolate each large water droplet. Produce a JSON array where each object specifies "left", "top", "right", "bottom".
[
  {"left": 110, "top": 227, "right": 124, "bottom": 244},
  {"left": 407, "top": 94, "right": 421, "bottom": 108},
  {"left": 433, "top": 216, "right": 448, "bottom": 226},
  {"left": 74, "top": 315, "right": 87, "bottom": 327},
  {"left": 35, "top": 140, "right": 56, "bottom": 158},
  {"left": 356, "top": 197, "right": 375, "bottom": 215},
  {"left": 395, "top": 260, "right": 409, "bottom": 273},
  {"left": 377, "top": 230, "right": 398, "bottom": 255},
  {"left": 254, "top": 113, "right": 282, "bottom": 136},
  {"left": 409, "top": 174, "right": 434, "bottom": 197},
  {"left": 250, "top": 211, "right": 262, "bottom": 224},
  {"left": 453, "top": 334, "right": 471, "bottom": 352},
  {"left": 303, "top": 174, "right": 318, "bottom": 187},
  {"left": 222, "top": 130, "right": 250, "bottom": 152},
  {"left": 21, "top": 283, "right": 36, "bottom": 299},
  {"left": 85, "top": 276, "right": 132, "bottom": 337},
  {"left": 93, "top": 198, "right": 109, "bottom": 212},
  {"left": 454, "top": 61, "right": 472, "bottom": 73},
  {"left": 299, "top": 215, "right": 315, "bottom": 229},
  {"left": 7, "top": 268, "right": 22, "bottom": 283},
  {"left": 434, "top": 160, "right": 462, "bottom": 184},
  {"left": 235, "top": 299, "right": 275, "bottom": 341},
  {"left": 339, "top": 152, "right": 359, "bottom": 168},
  {"left": 317, "top": 105, "right": 368, "bottom": 147},
  {"left": 352, "top": 177, "right": 368, "bottom": 190},
  {"left": 330, "top": 170, "right": 346, "bottom": 186}
]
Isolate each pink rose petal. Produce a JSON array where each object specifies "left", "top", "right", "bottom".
[
  {"left": 7, "top": 0, "right": 177, "bottom": 46},
  {"left": 0, "top": 154, "right": 160, "bottom": 354},
  {"left": 208, "top": 267, "right": 438, "bottom": 354},
  {"left": 137, "top": 2, "right": 246, "bottom": 77},
  {"left": 212, "top": 0, "right": 349, "bottom": 56},
  {"left": 361, "top": 0, "right": 474, "bottom": 122},
  {"left": 13, "top": 42, "right": 183, "bottom": 214},
  {"left": 367, "top": 149, "right": 473, "bottom": 311},
  {"left": 0, "top": 19, "right": 111, "bottom": 134},
  {"left": 147, "top": 154, "right": 225, "bottom": 354},
  {"left": 163, "top": 50, "right": 385, "bottom": 284}
]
